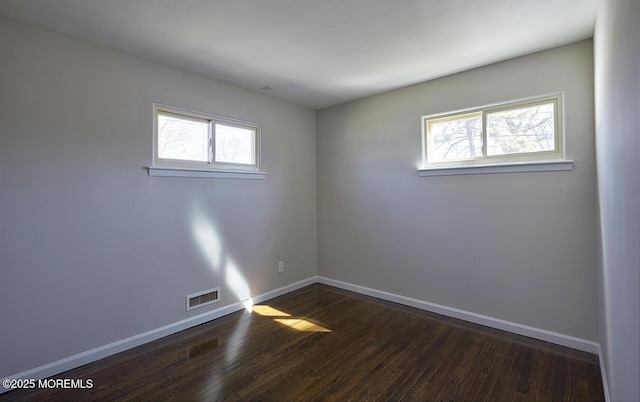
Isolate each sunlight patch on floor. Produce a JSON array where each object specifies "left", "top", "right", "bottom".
[
  {"left": 274, "top": 318, "right": 332, "bottom": 332},
  {"left": 252, "top": 305, "right": 291, "bottom": 317},
  {"left": 251, "top": 304, "right": 331, "bottom": 332}
]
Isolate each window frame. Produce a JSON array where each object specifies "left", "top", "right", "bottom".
[
  {"left": 421, "top": 93, "right": 565, "bottom": 169},
  {"left": 152, "top": 103, "right": 262, "bottom": 175}
]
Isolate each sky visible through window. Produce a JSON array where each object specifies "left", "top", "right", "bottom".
[
  {"left": 428, "top": 102, "right": 556, "bottom": 163},
  {"left": 215, "top": 124, "right": 254, "bottom": 165},
  {"left": 158, "top": 113, "right": 209, "bottom": 162}
]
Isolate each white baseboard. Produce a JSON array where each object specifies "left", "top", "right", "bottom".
[
  {"left": 2, "top": 275, "right": 608, "bottom": 399},
  {"left": 317, "top": 276, "right": 600, "bottom": 354},
  {"left": 0, "top": 276, "right": 317, "bottom": 394},
  {"left": 597, "top": 344, "right": 611, "bottom": 402}
]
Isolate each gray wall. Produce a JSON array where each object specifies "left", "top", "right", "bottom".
[
  {"left": 594, "top": 1, "right": 640, "bottom": 400},
  {"left": 317, "top": 40, "right": 598, "bottom": 341},
  {"left": 5, "top": 10, "right": 630, "bottom": 391},
  {"left": 0, "top": 17, "right": 317, "bottom": 378}
]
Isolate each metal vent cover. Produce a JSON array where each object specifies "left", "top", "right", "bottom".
[{"left": 186, "top": 288, "right": 219, "bottom": 311}]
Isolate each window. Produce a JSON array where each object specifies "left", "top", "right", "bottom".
[
  {"left": 421, "top": 94, "right": 567, "bottom": 173},
  {"left": 150, "top": 104, "right": 262, "bottom": 178}
]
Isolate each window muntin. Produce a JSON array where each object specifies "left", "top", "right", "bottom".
[
  {"left": 153, "top": 104, "right": 261, "bottom": 172},
  {"left": 423, "top": 94, "right": 563, "bottom": 167}
]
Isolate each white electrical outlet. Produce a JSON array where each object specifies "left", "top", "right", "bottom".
[{"left": 278, "top": 261, "right": 284, "bottom": 273}]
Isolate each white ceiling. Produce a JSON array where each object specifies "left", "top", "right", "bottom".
[{"left": 0, "top": 0, "right": 597, "bottom": 109}]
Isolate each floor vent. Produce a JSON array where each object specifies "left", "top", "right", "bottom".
[{"left": 186, "top": 288, "right": 220, "bottom": 311}]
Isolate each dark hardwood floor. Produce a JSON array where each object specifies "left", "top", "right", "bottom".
[{"left": 1, "top": 284, "right": 604, "bottom": 401}]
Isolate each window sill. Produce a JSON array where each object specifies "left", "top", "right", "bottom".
[
  {"left": 417, "top": 160, "right": 573, "bottom": 177},
  {"left": 147, "top": 166, "right": 266, "bottom": 179}
]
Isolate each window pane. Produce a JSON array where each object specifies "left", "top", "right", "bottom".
[
  {"left": 429, "top": 113, "right": 482, "bottom": 162},
  {"left": 158, "top": 113, "right": 209, "bottom": 162},
  {"left": 215, "top": 124, "right": 255, "bottom": 165},
  {"left": 486, "top": 103, "right": 555, "bottom": 156}
]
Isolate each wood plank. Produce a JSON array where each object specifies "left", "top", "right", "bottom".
[{"left": 0, "top": 284, "right": 604, "bottom": 401}]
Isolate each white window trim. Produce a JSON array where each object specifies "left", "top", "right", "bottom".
[
  {"left": 148, "top": 103, "right": 265, "bottom": 179},
  {"left": 147, "top": 166, "right": 266, "bottom": 179},
  {"left": 420, "top": 93, "right": 569, "bottom": 175},
  {"left": 418, "top": 159, "right": 573, "bottom": 177}
]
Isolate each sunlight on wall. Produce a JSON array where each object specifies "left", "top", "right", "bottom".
[
  {"left": 190, "top": 205, "right": 329, "bottom": 365},
  {"left": 190, "top": 203, "right": 252, "bottom": 305},
  {"left": 191, "top": 209, "right": 223, "bottom": 273},
  {"left": 224, "top": 256, "right": 251, "bottom": 305},
  {"left": 190, "top": 203, "right": 254, "bottom": 366},
  {"left": 243, "top": 297, "right": 254, "bottom": 312}
]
